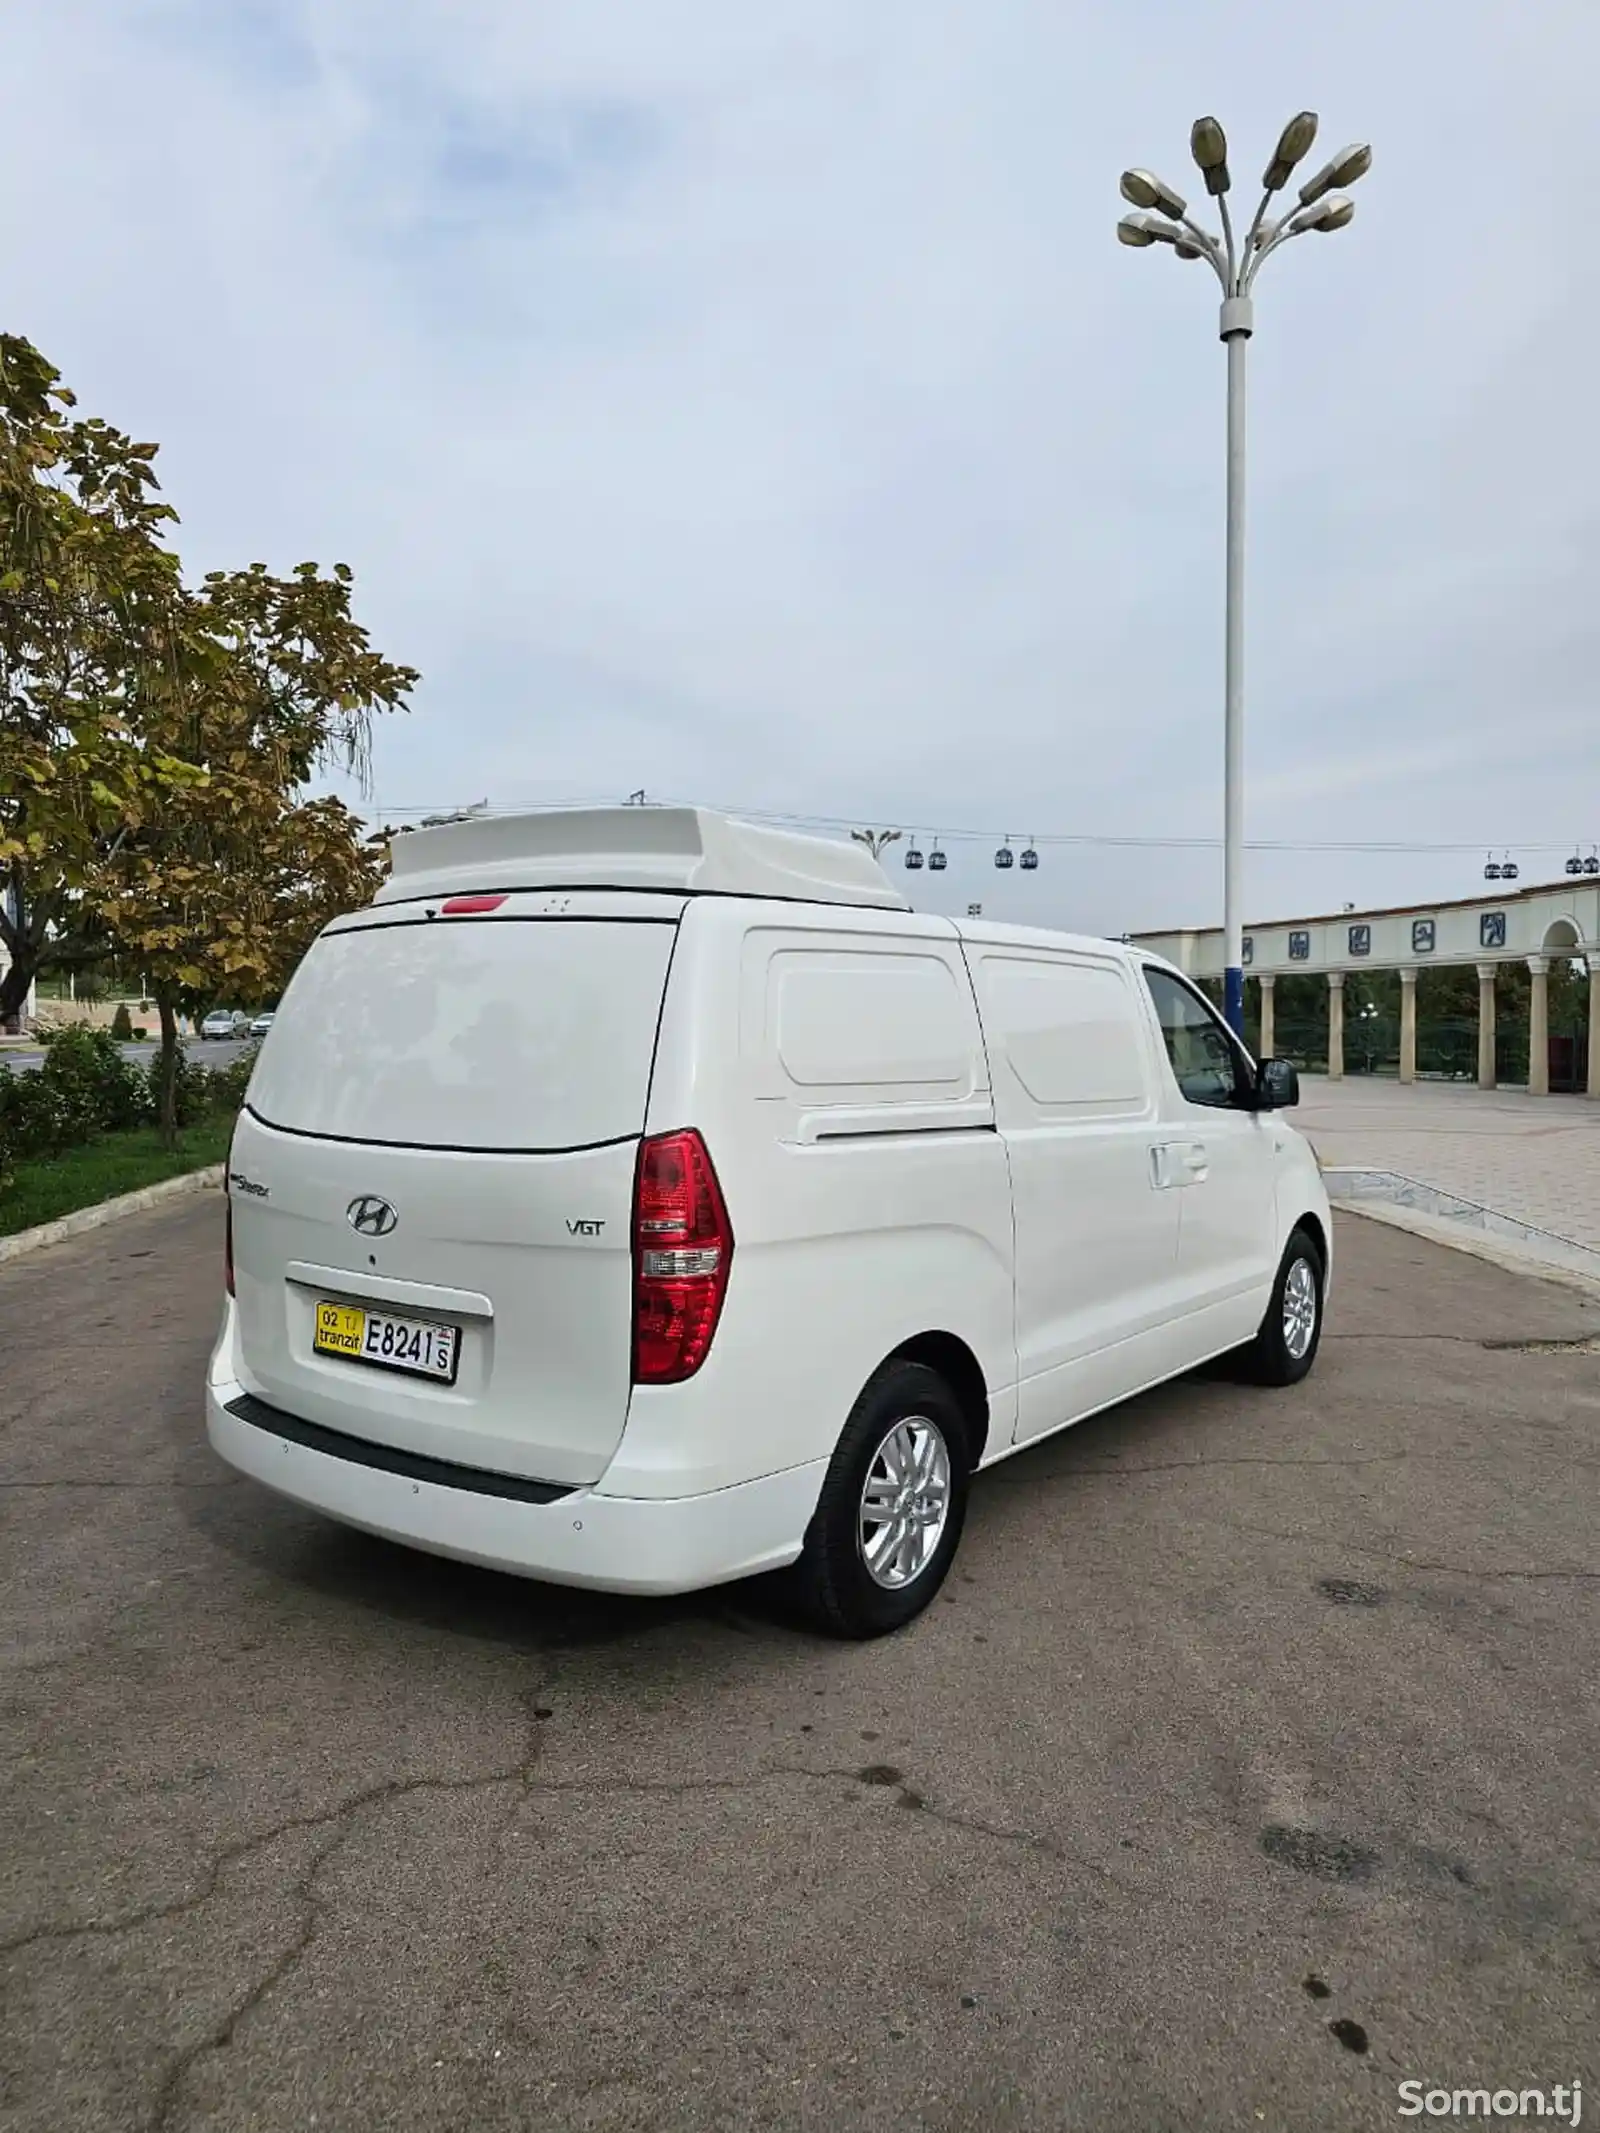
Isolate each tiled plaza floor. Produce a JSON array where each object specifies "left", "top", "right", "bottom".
[{"left": 1296, "top": 1074, "right": 1600, "bottom": 1251}]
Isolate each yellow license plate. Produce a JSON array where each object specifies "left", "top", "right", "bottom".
[
  {"left": 313, "top": 1299, "right": 460, "bottom": 1383},
  {"left": 314, "top": 1301, "right": 367, "bottom": 1357}
]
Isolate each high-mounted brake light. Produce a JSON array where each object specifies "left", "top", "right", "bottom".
[
  {"left": 631, "top": 1129, "right": 734, "bottom": 1384},
  {"left": 440, "top": 894, "right": 508, "bottom": 915}
]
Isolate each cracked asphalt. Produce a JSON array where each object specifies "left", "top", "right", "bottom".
[{"left": 3, "top": 1198, "right": 1599, "bottom": 2133}]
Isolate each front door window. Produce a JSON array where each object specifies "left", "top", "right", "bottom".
[{"left": 1142, "top": 969, "right": 1248, "bottom": 1108}]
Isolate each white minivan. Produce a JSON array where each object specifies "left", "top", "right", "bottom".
[{"left": 207, "top": 807, "right": 1331, "bottom": 1637}]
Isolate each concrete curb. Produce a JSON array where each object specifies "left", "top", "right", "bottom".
[
  {"left": 1333, "top": 1198, "right": 1600, "bottom": 1305},
  {"left": 1323, "top": 1164, "right": 1600, "bottom": 1262},
  {"left": 0, "top": 1164, "right": 224, "bottom": 1265}
]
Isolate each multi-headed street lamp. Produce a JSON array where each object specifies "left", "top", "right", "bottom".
[{"left": 1118, "top": 114, "right": 1372, "bottom": 1036}]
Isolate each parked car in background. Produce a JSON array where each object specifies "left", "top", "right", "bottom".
[
  {"left": 209, "top": 806, "right": 1332, "bottom": 1639},
  {"left": 200, "top": 1009, "right": 248, "bottom": 1041},
  {"left": 250, "top": 1011, "right": 276, "bottom": 1039}
]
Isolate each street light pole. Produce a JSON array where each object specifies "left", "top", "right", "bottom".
[
  {"left": 1222, "top": 291, "right": 1249, "bottom": 1036},
  {"left": 1117, "top": 115, "right": 1371, "bottom": 1037},
  {"left": 851, "top": 828, "right": 902, "bottom": 862}
]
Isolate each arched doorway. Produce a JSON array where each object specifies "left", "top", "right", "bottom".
[{"left": 1544, "top": 919, "right": 1591, "bottom": 1094}]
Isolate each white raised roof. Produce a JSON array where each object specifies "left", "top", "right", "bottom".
[{"left": 377, "top": 805, "right": 911, "bottom": 910}]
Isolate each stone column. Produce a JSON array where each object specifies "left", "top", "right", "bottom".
[
  {"left": 1259, "top": 973, "right": 1276, "bottom": 1059},
  {"left": 1477, "top": 963, "right": 1497, "bottom": 1090},
  {"left": 1587, "top": 954, "right": 1600, "bottom": 1100},
  {"left": 1327, "top": 971, "right": 1345, "bottom": 1081},
  {"left": 1398, "top": 967, "right": 1419, "bottom": 1084},
  {"left": 1527, "top": 955, "right": 1550, "bottom": 1096}
]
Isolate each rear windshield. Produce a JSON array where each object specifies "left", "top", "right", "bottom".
[{"left": 248, "top": 917, "right": 676, "bottom": 1151}]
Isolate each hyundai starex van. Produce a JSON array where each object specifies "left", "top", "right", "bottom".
[{"left": 207, "top": 806, "right": 1331, "bottom": 1638}]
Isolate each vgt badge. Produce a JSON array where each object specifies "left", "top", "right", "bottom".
[{"left": 346, "top": 1195, "right": 398, "bottom": 1237}]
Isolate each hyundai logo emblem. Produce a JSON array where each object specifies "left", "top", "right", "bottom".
[{"left": 346, "top": 1195, "right": 398, "bottom": 1237}]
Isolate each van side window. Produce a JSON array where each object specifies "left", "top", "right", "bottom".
[{"left": 1142, "top": 969, "right": 1246, "bottom": 1109}]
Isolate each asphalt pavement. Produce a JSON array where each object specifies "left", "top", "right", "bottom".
[{"left": 2, "top": 1202, "right": 1598, "bottom": 2132}]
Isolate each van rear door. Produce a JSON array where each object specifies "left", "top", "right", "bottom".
[{"left": 228, "top": 893, "right": 679, "bottom": 1486}]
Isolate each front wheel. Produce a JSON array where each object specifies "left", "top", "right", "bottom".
[
  {"left": 787, "top": 1360, "right": 971, "bottom": 1639},
  {"left": 1237, "top": 1226, "right": 1325, "bottom": 1386}
]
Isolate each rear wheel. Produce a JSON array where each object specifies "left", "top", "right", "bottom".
[
  {"left": 1237, "top": 1226, "right": 1325, "bottom": 1386},
  {"left": 787, "top": 1360, "right": 970, "bottom": 1639}
]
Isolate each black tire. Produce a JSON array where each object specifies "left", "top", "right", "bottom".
[
  {"left": 787, "top": 1360, "right": 971, "bottom": 1639},
  {"left": 1236, "top": 1226, "right": 1325, "bottom": 1386}
]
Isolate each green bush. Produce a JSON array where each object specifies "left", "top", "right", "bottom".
[
  {"left": 110, "top": 1003, "right": 134, "bottom": 1041},
  {"left": 146, "top": 1046, "right": 213, "bottom": 1129},
  {"left": 0, "top": 1071, "right": 76, "bottom": 1173},
  {"left": 1, "top": 1030, "right": 251, "bottom": 1197},
  {"left": 0, "top": 1026, "right": 156, "bottom": 1182},
  {"left": 203, "top": 1042, "right": 260, "bottom": 1115},
  {"left": 41, "top": 1026, "right": 152, "bottom": 1135}
]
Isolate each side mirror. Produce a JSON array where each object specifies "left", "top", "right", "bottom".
[{"left": 1255, "top": 1057, "right": 1299, "bottom": 1110}]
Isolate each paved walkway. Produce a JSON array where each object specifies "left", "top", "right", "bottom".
[{"left": 1295, "top": 1075, "right": 1600, "bottom": 1253}]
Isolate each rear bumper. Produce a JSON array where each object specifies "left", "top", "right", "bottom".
[{"left": 205, "top": 1381, "right": 825, "bottom": 1597}]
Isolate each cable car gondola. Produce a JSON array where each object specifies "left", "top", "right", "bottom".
[
  {"left": 904, "top": 840, "right": 924, "bottom": 871},
  {"left": 1501, "top": 853, "right": 1519, "bottom": 881},
  {"left": 928, "top": 841, "right": 947, "bottom": 872},
  {"left": 1020, "top": 837, "right": 1039, "bottom": 872},
  {"left": 994, "top": 838, "right": 1015, "bottom": 870},
  {"left": 1566, "top": 851, "right": 1584, "bottom": 876},
  {"left": 1585, "top": 848, "right": 1600, "bottom": 877},
  {"left": 1483, "top": 853, "right": 1502, "bottom": 881}
]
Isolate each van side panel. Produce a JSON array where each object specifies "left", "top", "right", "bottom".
[
  {"left": 967, "top": 945, "right": 1184, "bottom": 1444},
  {"left": 598, "top": 901, "right": 1018, "bottom": 1501}
]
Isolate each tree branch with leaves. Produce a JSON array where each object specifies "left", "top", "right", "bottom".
[{"left": 3, "top": 331, "right": 417, "bottom": 1120}]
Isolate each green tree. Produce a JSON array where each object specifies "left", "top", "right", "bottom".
[
  {"left": 0, "top": 334, "right": 204, "bottom": 1028},
  {"left": 88, "top": 562, "right": 414, "bottom": 1143},
  {"left": 92, "top": 782, "right": 388, "bottom": 1141},
  {"left": 2, "top": 330, "right": 417, "bottom": 1114}
]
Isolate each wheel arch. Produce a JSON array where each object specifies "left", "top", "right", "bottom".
[
  {"left": 885, "top": 1330, "right": 991, "bottom": 1468},
  {"left": 1293, "top": 1208, "right": 1328, "bottom": 1268}
]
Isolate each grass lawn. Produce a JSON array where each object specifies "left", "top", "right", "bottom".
[{"left": 0, "top": 1115, "right": 236, "bottom": 1239}]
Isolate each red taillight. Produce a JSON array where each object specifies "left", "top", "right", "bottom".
[
  {"left": 631, "top": 1129, "right": 733, "bottom": 1385},
  {"left": 440, "top": 894, "right": 507, "bottom": 915},
  {"left": 224, "top": 1196, "right": 235, "bottom": 1298}
]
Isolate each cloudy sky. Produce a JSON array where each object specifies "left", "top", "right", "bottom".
[{"left": 5, "top": 0, "right": 1597, "bottom": 936}]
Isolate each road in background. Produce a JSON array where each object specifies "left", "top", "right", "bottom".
[
  {"left": 3, "top": 1203, "right": 1597, "bottom": 2131},
  {"left": 0, "top": 1035, "right": 256, "bottom": 1075}
]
